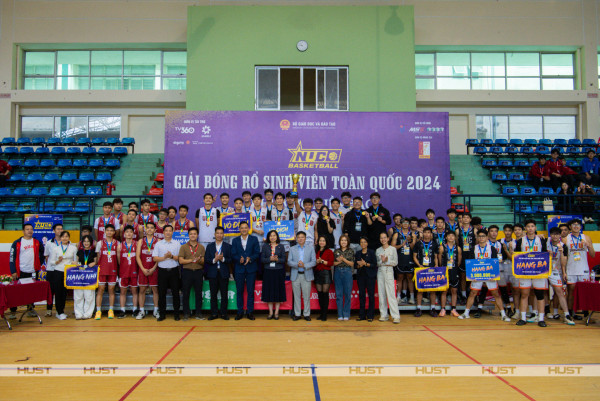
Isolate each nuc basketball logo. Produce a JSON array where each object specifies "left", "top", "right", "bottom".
[{"left": 288, "top": 141, "right": 341, "bottom": 168}]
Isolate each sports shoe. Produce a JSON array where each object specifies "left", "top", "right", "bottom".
[
  {"left": 94, "top": 311, "right": 101, "bottom": 320},
  {"left": 414, "top": 309, "right": 422, "bottom": 317},
  {"left": 510, "top": 311, "right": 520, "bottom": 320},
  {"left": 551, "top": 314, "right": 561, "bottom": 320},
  {"left": 472, "top": 310, "right": 482, "bottom": 318},
  {"left": 135, "top": 310, "right": 145, "bottom": 320},
  {"left": 392, "top": 318, "right": 400, "bottom": 324},
  {"left": 400, "top": 297, "right": 408, "bottom": 304},
  {"left": 379, "top": 316, "right": 388, "bottom": 322},
  {"left": 564, "top": 315, "right": 575, "bottom": 326},
  {"left": 501, "top": 315, "right": 511, "bottom": 322},
  {"left": 396, "top": 294, "right": 401, "bottom": 305},
  {"left": 27, "top": 310, "right": 37, "bottom": 317},
  {"left": 343, "top": 317, "right": 349, "bottom": 321},
  {"left": 108, "top": 310, "right": 114, "bottom": 319},
  {"left": 422, "top": 297, "right": 430, "bottom": 304},
  {"left": 153, "top": 309, "right": 160, "bottom": 319},
  {"left": 338, "top": 317, "right": 344, "bottom": 321},
  {"left": 45, "top": 310, "right": 52, "bottom": 317},
  {"left": 458, "top": 313, "right": 469, "bottom": 319},
  {"left": 438, "top": 309, "right": 446, "bottom": 317},
  {"left": 526, "top": 315, "right": 538, "bottom": 323},
  {"left": 116, "top": 310, "right": 126, "bottom": 319},
  {"left": 451, "top": 309, "right": 460, "bottom": 317},
  {"left": 516, "top": 319, "right": 526, "bottom": 326},
  {"left": 131, "top": 309, "right": 138, "bottom": 318},
  {"left": 573, "top": 314, "right": 583, "bottom": 320},
  {"left": 538, "top": 321, "right": 547, "bottom": 327},
  {"left": 57, "top": 314, "right": 67, "bottom": 320},
  {"left": 408, "top": 298, "right": 415, "bottom": 305},
  {"left": 195, "top": 314, "right": 205, "bottom": 320},
  {"left": 429, "top": 309, "right": 438, "bottom": 317}
]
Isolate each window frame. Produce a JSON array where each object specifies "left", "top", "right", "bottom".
[
  {"left": 475, "top": 114, "right": 577, "bottom": 141},
  {"left": 20, "top": 115, "right": 122, "bottom": 140}
]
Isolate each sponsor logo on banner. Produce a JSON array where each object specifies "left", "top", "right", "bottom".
[
  {"left": 419, "top": 141, "right": 431, "bottom": 159},
  {"left": 280, "top": 119, "right": 290, "bottom": 130},
  {"left": 287, "top": 141, "right": 342, "bottom": 168}
]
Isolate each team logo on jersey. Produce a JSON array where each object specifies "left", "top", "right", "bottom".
[
  {"left": 287, "top": 141, "right": 341, "bottom": 169},
  {"left": 280, "top": 120, "right": 291, "bottom": 130}
]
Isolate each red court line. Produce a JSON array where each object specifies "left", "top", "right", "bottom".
[
  {"left": 119, "top": 326, "right": 195, "bottom": 401},
  {"left": 423, "top": 325, "right": 535, "bottom": 401}
]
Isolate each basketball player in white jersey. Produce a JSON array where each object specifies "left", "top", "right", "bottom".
[
  {"left": 564, "top": 219, "right": 595, "bottom": 319},
  {"left": 219, "top": 193, "right": 234, "bottom": 214},
  {"left": 196, "top": 193, "right": 219, "bottom": 249},
  {"left": 339, "top": 192, "right": 353, "bottom": 216},
  {"left": 250, "top": 193, "right": 268, "bottom": 242},
  {"left": 547, "top": 227, "right": 575, "bottom": 325},
  {"left": 270, "top": 192, "right": 294, "bottom": 252},
  {"left": 296, "top": 198, "right": 319, "bottom": 245}
]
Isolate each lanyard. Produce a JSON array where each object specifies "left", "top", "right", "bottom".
[
  {"left": 124, "top": 241, "right": 133, "bottom": 257},
  {"left": 436, "top": 231, "right": 445, "bottom": 244},
  {"left": 448, "top": 222, "right": 457, "bottom": 231},
  {"left": 267, "top": 204, "right": 272, "bottom": 215},
  {"left": 103, "top": 216, "right": 110, "bottom": 227},
  {"left": 178, "top": 219, "right": 187, "bottom": 232},
  {"left": 477, "top": 244, "right": 487, "bottom": 259},
  {"left": 428, "top": 222, "right": 435, "bottom": 229},
  {"left": 332, "top": 212, "right": 340, "bottom": 221},
  {"left": 244, "top": 205, "right": 250, "bottom": 213},
  {"left": 526, "top": 237, "right": 536, "bottom": 252},
  {"left": 572, "top": 234, "right": 582, "bottom": 250},
  {"left": 354, "top": 210, "right": 362, "bottom": 222},
  {"left": 189, "top": 242, "right": 199, "bottom": 255},
  {"left": 204, "top": 208, "right": 212, "bottom": 227},
  {"left": 105, "top": 239, "right": 114, "bottom": 256},
  {"left": 83, "top": 249, "right": 90, "bottom": 265},
  {"left": 373, "top": 206, "right": 379, "bottom": 216},
  {"left": 271, "top": 245, "right": 276, "bottom": 256},
  {"left": 550, "top": 243, "right": 558, "bottom": 259},
  {"left": 60, "top": 243, "right": 68, "bottom": 255},
  {"left": 461, "top": 227, "right": 471, "bottom": 243},
  {"left": 145, "top": 236, "right": 154, "bottom": 253},
  {"left": 276, "top": 208, "right": 284, "bottom": 222},
  {"left": 303, "top": 212, "right": 310, "bottom": 230},
  {"left": 253, "top": 208, "right": 262, "bottom": 223},
  {"left": 221, "top": 207, "right": 228, "bottom": 214},
  {"left": 423, "top": 241, "right": 431, "bottom": 257},
  {"left": 447, "top": 245, "right": 455, "bottom": 261},
  {"left": 141, "top": 214, "right": 150, "bottom": 229}
]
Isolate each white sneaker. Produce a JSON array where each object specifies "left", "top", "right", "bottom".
[
  {"left": 135, "top": 310, "right": 145, "bottom": 320},
  {"left": 422, "top": 297, "right": 430, "bottom": 304},
  {"left": 458, "top": 313, "right": 470, "bottom": 319},
  {"left": 400, "top": 297, "right": 408, "bottom": 304},
  {"left": 408, "top": 298, "right": 415, "bottom": 305},
  {"left": 510, "top": 311, "right": 520, "bottom": 320},
  {"left": 392, "top": 318, "right": 400, "bottom": 324},
  {"left": 564, "top": 315, "right": 575, "bottom": 326},
  {"left": 396, "top": 294, "right": 401, "bottom": 304},
  {"left": 8, "top": 313, "right": 16, "bottom": 320},
  {"left": 343, "top": 317, "right": 349, "bottom": 321},
  {"left": 45, "top": 310, "right": 52, "bottom": 317},
  {"left": 379, "top": 316, "right": 389, "bottom": 322},
  {"left": 338, "top": 317, "right": 343, "bottom": 321},
  {"left": 57, "top": 314, "right": 67, "bottom": 320},
  {"left": 527, "top": 314, "right": 538, "bottom": 323},
  {"left": 153, "top": 310, "right": 160, "bottom": 319},
  {"left": 501, "top": 315, "right": 511, "bottom": 322}
]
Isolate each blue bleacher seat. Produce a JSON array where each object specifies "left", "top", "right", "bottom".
[
  {"left": 98, "top": 147, "right": 112, "bottom": 155},
  {"left": 57, "top": 159, "right": 72, "bottom": 168},
  {"left": 74, "top": 202, "right": 90, "bottom": 213},
  {"left": 82, "top": 147, "right": 97, "bottom": 156},
  {"left": 41, "top": 202, "right": 55, "bottom": 213},
  {"left": 66, "top": 147, "right": 81, "bottom": 155},
  {"left": 521, "top": 146, "right": 534, "bottom": 155},
  {"left": 482, "top": 159, "right": 497, "bottom": 167},
  {"left": 62, "top": 138, "right": 75, "bottom": 145},
  {"left": 51, "top": 147, "right": 66, "bottom": 155},
  {"left": 474, "top": 146, "right": 487, "bottom": 155},
  {"left": 105, "top": 159, "right": 120, "bottom": 168},
  {"left": 520, "top": 186, "right": 536, "bottom": 195},
  {"left": 535, "top": 146, "right": 550, "bottom": 155},
  {"left": 113, "top": 147, "right": 128, "bottom": 155},
  {"left": 538, "top": 187, "right": 554, "bottom": 195},
  {"left": 31, "top": 187, "right": 48, "bottom": 196},
  {"left": 506, "top": 147, "right": 519, "bottom": 155},
  {"left": 77, "top": 138, "right": 91, "bottom": 146},
  {"left": 86, "top": 186, "right": 102, "bottom": 195},
  {"left": 95, "top": 172, "right": 112, "bottom": 182},
  {"left": 49, "top": 187, "right": 66, "bottom": 196},
  {"left": 514, "top": 159, "right": 529, "bottom": 168},
  {"left": 17, "top": 138, "right": 31, "bottom": 145},
  {"left": 502, "top": 186, "right": 518, "bottom": 195},
  {"left": 0, "top": 203, "right": 16, "bottom": 213},
  {"left": 91, "top": 138, "right": 106, "bottom": 146},
  {"left": 8, "top": 173, "right": 25, "bottom": 182},
  {"left": 0, "top": 188, "right": 11, "bottom": 196},
  {"left": 566, "top": 146, "right": 581, "bottom": 155},
  {"left": 492, "top": 173, "right": 508, "bottom": 182},
  {"left": 67, "top": 187, "right": 84, "bottom": 196},
  {"left": 106, "top": 138, "right": 119, "bottom": 145},
  {"left": 55, "top": 201, "right": 73, "bottom": 213},
  {"left": 121, "top": 138, "right": 135, "bottom": 145},
  {"left": 554, "top": 139, "right": 567, "bottom": 146},
  {"left": 35, "top": 147, "right": 50, "bottom": 155},
  {"left": 31, "top": 137, "right": 46, "bottom": 146},
  {"left": 509, "top": 173, "right": 526, "bottom": 182},
  {"left": 73, "top": 159, "right": 88, "bottom": 168},
  {"left": 566, "top": 159, "right": 578, "bottom": 168},
  {"left": 47, "top": 138, "right": 61, "bottom": 146},
  {"left": 582, "top": 146, "right": 594, "bottom": 154},
  {"left": 1, "top": 138, "right": 15, "bottom": 145},
  {"left": 13, "top": 187, "right": 30, "bottom": 196},
  {"left": 19, "top": 146, "right": 34, "bottom": 155},
  {"left": 40, "top": 159, "right": 56, "bottom": 168},
  {"left": 43, "top": 173, "right": 59, "bottom": 182},
  {"left": 480, "top": 139, "right": 493, "bottom": 145},
  {"left": 466, "top": 139, "right": 478, "bottom": 146},
  {"left": 539, "top": 139, "right": 552, "bottom": 146},
  {"left": 582, "top": 139, "right": 596, "bottom": 146},
  {"left": 16, "top": 202, "right": 36, "bottom": 213},
  {"left": 499, "top": 159, "right": 513, "bottom": 167},
  {"left": 23, "top": 159, "right": 39, "bottom": 168},
  {"left": 60, "top": 173, "right": 77, "bottom": 182},
  {"left": 494, "top": 139, "right": 508, "bottom": 146},
  {"left": 88, "top": 159, "right": 104, "bottom": 168},
  {"left": 509, "top": 139, "right": 523, "bottom": 146},
  {"left": 524, "top": 139, "right": 538, "bottom": 146},
  {"left": 552, "top": 147, "right": 564, "bottom": 154},
  {"left": 490, "top": 146, "right": 503, "bottom": 154},
  {"left": 516, "top": 205, "right": 536, "bottom": 213},
  {"left": 4, "top": 146, "right": 18, "bottom": 155},
  {"left": 78, "top": 172, "right": 94, "bottom": 182},
  {"left": 25, "top": 173, "right": 42, "bottom": 182},
  {"left": 8, "top": 159, "right": 22, "bottom": 167},
  {"left": 568, "top": 139, "right": 581, "bottom": 146}
]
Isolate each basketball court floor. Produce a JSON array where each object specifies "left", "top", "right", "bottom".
[{"left": 1, "top": 302, "right": 598, "bottom": 401}]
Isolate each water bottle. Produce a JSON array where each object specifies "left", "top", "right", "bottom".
[{"left": 591, "top": 271, "right": 596, "bottom": 282}]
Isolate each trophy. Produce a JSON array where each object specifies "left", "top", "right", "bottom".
[{"left": 290, "top": 173, "right": 302, "bottom": 197}]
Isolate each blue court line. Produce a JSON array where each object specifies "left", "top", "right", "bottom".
[{"left": 311, "top": 364, "right": 321, "bottom": 401}]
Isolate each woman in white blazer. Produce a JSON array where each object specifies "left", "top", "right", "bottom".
[{"left": 47, "top": 231, "right": 78, "bottom": 320}]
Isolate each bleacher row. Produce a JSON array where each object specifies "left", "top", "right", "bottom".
[
  {"left": 466, "top": 138, "right": 597, "bottom": 156},
  {"left": 0, "top": 136, "right": 135, "bottom": 215}
]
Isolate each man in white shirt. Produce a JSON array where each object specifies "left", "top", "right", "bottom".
[
  {"left": 296, "top": 198, "right": 318, "bottom": 246},
  {"left": 152, "top": 225, "right": 181, "bottom": 321},
  {"left": 195, "top": 193, "right": 220, "bottom": 249},
  {"left": 43, "top": 223, "right": 63, "bottom": 317}
]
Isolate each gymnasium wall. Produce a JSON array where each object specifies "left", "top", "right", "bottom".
[{"left": 0, "top": 0, "right": 599, "bottom": 154}]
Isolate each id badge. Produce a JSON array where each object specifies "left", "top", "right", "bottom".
[
  {"left": 463, "top": 244, "right": 470, "bottom": 252},
  {"left": 355, "top": 222, "right": 362, "bottom": 231},
  {"left": 270, "top": 262, "right": 276, "bottom": 268},
  {"left": 423, "top": 257, "right": 430, "bottom": 266},
  {"left": 448, "top": 261, "right": 454, "bottom": 268},
  {"left": 498, "top": 255, "right": 503, "bottom": 262},
  {"left": 574, "top": 252, "right": 581, "bottom": 261},
  {"left": 403, "top": 246, "right": 410, "bottom": 255}
]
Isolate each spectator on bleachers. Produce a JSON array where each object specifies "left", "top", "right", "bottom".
[
  {"left": 551, "top": 156, "right": 578, "bottom": 189},
  {"left": 547, "top": 148, "right": 561, "bottom": 172},
  {"left": 529, "top": 155, "right": 552, "bottom": 190},
  {"left": 574, "top": 180, "right": 596, "bottom": 223},
  {"left": 0, "top": 159, "right": 11, "bottom": 187},
  {"left": 557, "top": 181, "right": 573, "bottom": 213},
  {"left": 579, "top": 149, "right": 600, "bottom": 186}
]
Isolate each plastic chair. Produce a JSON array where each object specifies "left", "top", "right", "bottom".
[
  {"left": 88, "top": 159, "right": 104, "bottom": 168},
  {"left": 35, "top": 147, "right": 50, "bottom": 155},
  {"left": 524, "top": 139, "right": 538, "bottom": 146},
  {"left": 31, "top": 187, "right": 48, "bottom": 196},
  {"left": 490, "top": 146, "right": 503, "bottom": 155},
  {"left": 74, "top": 202, "right": 90, "bottom": 213},
  {"left": 147, "top": 187, "right": 163, "bottom": 195},
  {"left": 106, "top": 138, "right": 119, "bottom": 145},
  {"left": 32, "top": 137, "right": 46, "bottom": 146},
  {"left": 105, "top": 159, "right": 120, "bottom": 168},
  {"left": 480, "top": 139, "right": 493, "bottom": 145},
  {"left": 77, "top": 138, "right": 91, "bottom": 146},
  {"left": 509, "top": 139, "right": 523, "bottom": 146},
  {"left": 86, "top": 186, "right": 102, "bottom": 195},
  {"left": 57, "top": 159, "right": 72, "bottom": 168},
  {"left": 67, "top": 187, "right": 84, "bottom": 196},
  {"left": 0, "top": 203, "right": 16, "bottom": 213},
  {"left": 61, "top": 138, "right": 75, "bottom": 145},
  {"left": 47, "top": 138, "right": 61, "bottom": 146},
  {"left": 55, "top": 201, "right": 73, "bottom": 213},
  {"left": 509, "top": 173, "right": 526, "bottom": 182},
  {"left": 582, "top": 139, "right": 596, "bottom": 146},
  {"left": 0, "top": 188, "right": 11, "bottom": 196},
  {"left": 466, "top": 139, "right": 478, "bottom": 146},
  {"left": 60, "top": 173, "right": 77, "bottom": 182},
  {"left": 19, "top": 147, "right": 34, "bottom": 155},
  {"left": 73, "top": 159, "right": 88, "bottom": 168},
  {"left": 535, "top": 146, "right": 550, "bottom": 155},
  {"left": 78, "top": 172, "right": 94, "bottom": 182},
  {"left": 554, "top": 139, "right": 568, "bottom": 146},
  {"left": 51, "top": 147, "right": 66, "bottom": 155},
  {"left": 566, "top": 160, "right": 578, "bottom": 168},
  {"left": 538, "top": 187, "right": 554, "bottom": 195},
  {"left": 3, "top": 147, "right": 18, "bottom": 155},
  {"left": 494, "top": 139, "right": 508, "bottom": 146},
  {"left": 481, "top": 159, "right": 497, "bottom": 168},
  {"left": 25, "top": 173, "right": 42, "bottom": 182},
  {"left": 539, "top": 139, "right": 552, "bottom": 146},
  {"left": 121, "top": 138, "right": 135, "bottom": 145},
  {"left": 95, "top": 172, "right": 112, "bottom": 182},
  {"left": 8, "top": 173, "right": 25, "bottom": 182},
  {"left": 8, "top": 159, "right": 22, "bottom": 167},
  {"left": 66, "top": 147, "right": 81, "bottom": 155},
  {"left": 17, "top": 138, "right": 32, "bottom": 146},
  {"left": 474, "top": 146, "right": 487, "bottom": 155},
  {"left": 43, "top": 173, "right": 59, "bottom": 182},
  {"left": 498, "top": 159, "right": 513, "bottom": 167},
  {"left": 16, "top": 203, "right": 36, "bottom": 213},
  {"left": 492, "top": 173, "right": 508, "bottom": 182},
  {"left": 521, "top": 146, "right": 534, "bottom": 155},
  {"left": 514, "top": 159, "right": 529, "bottom": 168},
  {"left": 40, "top": 159, "right": 56, "bottom": 168},
  {"left": 91, "top": 138, "right": 106, "bottom": 146},
  {"left": 13, "top": 187, "right": 31, "bottom": 196},
  {"left": 568, "top": 139, "right": 581, "bottom": 146},
  {"left": 566, "top": 146, "right": 581, "bottom": 155},
  {"left": 506, "top": 147, "right": 519, "bottom": 155},
  {"left": 1, "top": 138, "right": 16, "bottom": 145},
  {"left": 49, "top": 187, "right": 67, "bottom": 196},
  {"left": 113, "top": 147, "right": 128, "bottom": 155},
  {"left": 502, "top": 186, "right": 518, "bottom": 195},
  {"left": 520, "top": 186, "right": 537, "bottom": 195},
  {"left": 98, "top": 147, "right": 112, "bottom": 155},
  {"left": 82, "top": 147, "right": 97, "bottom": 156}
]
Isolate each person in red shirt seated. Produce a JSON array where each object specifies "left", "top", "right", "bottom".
[
  {"left": 551, "top": 156, "right": 578, "bottom": 189},
  {"left": 529, "top": 155, "right": 552, "bottom": 190},
  {"left": 0, "top": 159, "right": 12, "bottom": 187}
]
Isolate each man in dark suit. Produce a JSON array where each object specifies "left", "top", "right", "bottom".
[
  {"left": 205, "top": 226, "right": 233, "bottom": 320},
  {"left": 231, "top": 221, "right": 261, "bottom": 320}
]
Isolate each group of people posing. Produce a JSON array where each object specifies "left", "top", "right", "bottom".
[{"left": 7, "top": 190, "right": 596, "bottom": 326}]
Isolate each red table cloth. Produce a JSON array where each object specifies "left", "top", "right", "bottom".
[
  {"left": 573, "top": 281, "right": 600, "bottom": 311},
  {"left": 0, "top": 281, "right": 52, "bottom": 317}
]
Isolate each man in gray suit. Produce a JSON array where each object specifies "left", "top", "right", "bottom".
[{"left": 287, "top": 231, "right": 316, "bottom": 321}]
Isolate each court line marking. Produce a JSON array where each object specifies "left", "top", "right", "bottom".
[
  {"left": 119, "top": 326, "right": 195, "bottom": 401},
  {"left": 311, "top": 363, "right": 321, "bottom": 401},
  {"left": 423, "top": 325, "right": 536, "bottom": 401}
]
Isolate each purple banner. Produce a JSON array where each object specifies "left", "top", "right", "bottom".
[{"left": 164, "top": 111, "right": 449, "bottom": 216}]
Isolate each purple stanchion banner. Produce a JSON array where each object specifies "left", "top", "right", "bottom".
[{"left": 164, "top": 111, "right": 450, "bottom": 216}]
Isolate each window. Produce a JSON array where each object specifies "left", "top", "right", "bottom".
[
  {"left": 23, "top": 50, "right": 186, "bottom": 90},
  {"left": 416, "top": 52, "right": 575, "bottom": 90},
  {"left": 255, "top": 66, "right": 348, "bottom": 111},
  {"left": 475, "top": 115, "right": 576, "bottom": 141},
  {"left": 20, "top": 115, "right": 121, "bottom": 140}
]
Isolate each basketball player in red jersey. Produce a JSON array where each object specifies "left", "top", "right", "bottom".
[{"left": 95, "top": 224, "right": 118, "bottom": 320}]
